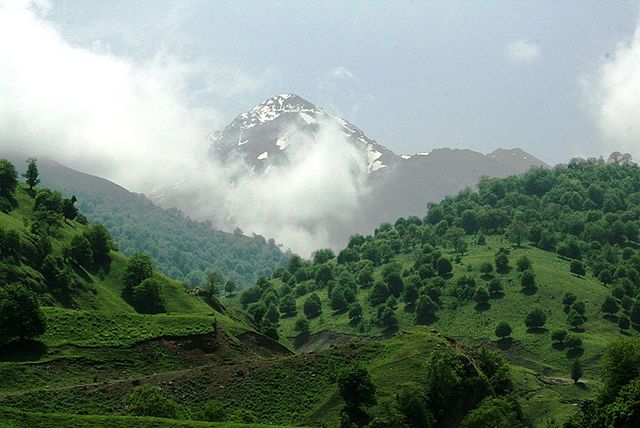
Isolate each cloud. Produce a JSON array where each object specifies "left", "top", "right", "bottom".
[
  {"left": 506, "top": 39, "right": 540, "bottom": 63},
  {"left": 587, "top": 25, "right": 640, "bottom": 159},
  {"left": 0, "top": 1, "right": 369, "bottom": 256},
  {"left": 329, "top": 65, "right": 358, "bottom": 82}
]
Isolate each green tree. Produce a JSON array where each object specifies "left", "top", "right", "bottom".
[
  {"left": 0, "top": 159, "right": 18, "bottom": 198},
  {"left": 0, "top": 283, "right": 46, "bottom": 342},
  {"left": 494, "top": 251, "right": 509, "bottom": 274},
  {"left": 313, "top": 248, "right": 335, "bottom": 264},
  {"left": 122, "top": 253, "right": 154, "bottom": 291},
  {"left": 506, "top": 220, "right": 528, "bottom": 247},
  {"left": 570, "top": 260, "right": 586, "bottom": 276},
  {"left": 131, "top": 278, "right": 165, "bottom": 314},
  {"left": 369, "top": 281, "right": 390, "bottom": 306},
  {"left": 478, "top": 262, "right": 494, "bottom": 277},
  {"left": 415, "top": 295, "right": 438, "bottom": 325},
  {"left": 571, "top": 359, "right": 583, "bottom": 385},
  {"left": 551, "top": 329, "right": 568, "bottom": 344},
  {"left": 474, "top": 287, "right": 490, "bottom": 306},
  {"left": 524, "top": 308, "right": 546, "bottom": 330},
  {"left": 62, "top": 196, "right": 78, "bottom": 222},
  {"left": 330, "top": 287, "right": 349, "bottom": 312},
  {"left": 446, "top": 226, "right": 468, "bottom": 255},
  {"left": 64, "top": 234, "right": 93, "bottom": 266},
  {"left": 337, "top": 365, "right": 377, "bottom": 410},
  {"left": 83, "top": 224, "right": 112, "bottom": 263},
  {"left": 436, "top": 256, "right": 452, "bottom": 277},
  {"left": 348, "top": 302, "right": 363, "bottom": 324},
  {"left": 303, "top": 293, "right": 322, "bottom": 318},
  {"left": 567, "top": 309, "right": 586, "bottom": 330},
  {"left": 601, "top": 295, "right": 620, "bottom": 316},
  {"left": 279, "top": 294, "right": 297, "bottom": 317},
  {"left": 22, "top": 158, "right": 40, "bottom": 191},
  {"left": 488, "top": 278, "right": 503, "bottom": 297},
  {"left": 515, "top": 256, "right": 531, "bottom": 272},
  {"left": 224, "top": 279, "right": 236, "bottom": 296},
  {"left": 563, "top": 292, "right": 577, "bottom": 308},
  {"left": 378, "top": 306, "right": 398, "bottom": 329},
  {"left": 520, "top": 269, "right": 536, "bottom": 290},
  {"left": 402, "top": 275, "right": 421, "bottom": 305},
  {"left": 495, "top": 321, "right": 512, "bottom": 340},
  {"left": 294, "top": 317, "right": 310, "bottom": 336},
  {"left": 123, "top": 385, "right": 178, "bottom": 418},
  {"left": 204, "top": 270, "right": 224, "bottom": 297},
  {"left": 619, "top": 315, "right": 631, "bottom": 332},
  {"left": 386, "top": 272, "right": 404, "bottom": 298},
  {"left": 265, "top": 304, "right": 280, "bottom": 324}
]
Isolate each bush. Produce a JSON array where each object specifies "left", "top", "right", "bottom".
[
  {"left": 294, "top": 317, "right": 310, "bottom": 337},
  {"left": 123, "top": 385, "right": 178, "bottom": 418},
  {"left": 303, "top": 293, "right": 322, "bottom": 318},
  {"left": 570, "top": 260, "right": 586, "bottom": 276},
  {"left": 201, "top": 400, "right": 226, "bottom": 422},
  {"left": 131, "top": 278, "right": 165, "bottom": 314},
  {"left": 551, "top": 329, "right": 568, "bottom": 344},
  {"left": 515, "top": 256, "right": 531, "bottom": 272},
  {"left": 0, "top": 283, "right": 46, "bottom": 342},
  {"left": 436, "top": 256, "right": 452, "bottom": 277}
]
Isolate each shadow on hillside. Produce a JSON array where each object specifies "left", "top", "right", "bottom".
[
  {"left": 603, "top": 314, "right": 619, "bottom": 323},
  {"left": 526, "top": 327, "right": 548, "bottom": 334},
  {"left": 552, "top": 342, "right": 566, "bottom": 351},
  {"left": 496, "top": 338, "right": 513, "bottom": 350},
  {"left": 404, "top": 303, "right": 415, "bottom": 313},
  {"left": 566, "top": 347, "right": 585, "bottom": 359},
  {"left": 0, "top": 339, "right": 47, "bottom": 362},
  {"left": 577, "top": 382, "right": 589, "bottom": 390},
  {"left": 383, "top": 325, "right": 399, "bottom": 336},
  {"left": 475, "top": 302, "right": 491, "bottom": 312},
  {"left": 490, "top": 292, "right": 505, "bottom": 300},
  {"left": 521, "top": 286, "right": 538, "bottom": 296}
]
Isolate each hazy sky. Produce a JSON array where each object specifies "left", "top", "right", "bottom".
[{"left": 42, "top": 0, "right": 640, "bottom": 164}]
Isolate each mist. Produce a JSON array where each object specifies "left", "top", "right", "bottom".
[{"left": 0, "top": 1, "right": 370, "bottom": 256}]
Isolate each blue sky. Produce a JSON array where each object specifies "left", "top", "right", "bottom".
[{"left": 24, "top": 1, "right": 640, "bottom": 162}]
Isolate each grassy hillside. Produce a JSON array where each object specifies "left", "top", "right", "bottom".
[
  {"left": 227, "top": 159, "right": 640, "bottom": 426},
  {"left": 3, "top": 154, "right": 287, "bottom": 286}
]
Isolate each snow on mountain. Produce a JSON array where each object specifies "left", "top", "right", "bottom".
[{"left": 209, "top": 94, "right": 400, "bottom": 174}]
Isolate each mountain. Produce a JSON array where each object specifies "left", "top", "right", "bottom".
[
  {"left": 2, "top": 153, "right": 287, "bottom": 286},
  {"left": 208, "top": 94, "right": 549, "bottom": 246}
]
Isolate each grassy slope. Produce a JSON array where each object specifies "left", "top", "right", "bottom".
[
  {"left": 0, "top": 407, "right": 293, "bottom": 428},
  {"left": 254, "top": 236, "right": 634, "bottom": 426},
  {"left": 0, "top": 327, "right": 466, "bottom": 427}
]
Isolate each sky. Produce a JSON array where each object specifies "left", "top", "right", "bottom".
[
  {"left": 3, "top": 0, "right": 640, "bottom": 254},
  {"left": 40, "top": 0, "right": 640, "bottom": 164}
]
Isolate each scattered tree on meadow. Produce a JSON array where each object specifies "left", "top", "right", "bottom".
[
  {"left": 618, "top": 315, "right": 630, "bottom": 332},
  {"left": 415, "top": 295, "right": 438, "bottom": 325},
  {"left": 224, "top": 279, "right": 236, "bottom": 296},
  {"left": 64, "top": 234, "right": 93, "bottom": 267},
  {"left": 601, "top": 295, "right": 620, "bottom": 317},
  {"left": 62, "top": 196, "right": 78, "bottom": 222},
  {"left": 571, "top": 359, "right": 583, "bottom": 385},
  {"left": 436, "top": 256, "right": 452, "bottom": 277},
  {"left": 515, "top": 256, "right": 531, "bottom": 272},
  {"left": 524, "top": 308, "right": 546, "bottom": 331},
  {"left": 0, "top": 283, "right": 46, "bottom": 342},
  {"left": 0, "top": 159, "right": 18, "bottom": 198},
  {"left": 337, "top": 365, "right": 377, "bottom": 426},
  {"left": 570, "top": 260, "right": 585, "bottom": 276},
  {"left": 520, "top": 269, "right": 536, "bottom": 291},
  {"left": 131, "top": 278, "right": 165, "bottom": 314},
  {"left": 294, "top": 317, "right": 310, "bottom": 337},
  {"left": 22, "top": 158, "right": 40, "bottom": 191},
  {"left": 494, "top": 250, "right": 509, "bottom": 274},
  {"left": 494, "top": 321, "right": 512, "bottom": 340},
  {"left": 303, "top": 293, "right": 322, "bottom": 318},
  {"left": 551, "top": 329, "right": 568, "bottom": 345},
  {"left": 474, "top": 287, "right": 490, "bottom": 306},
  {"left": 567, "top": 309, "right": 586, "bottom": 330}
]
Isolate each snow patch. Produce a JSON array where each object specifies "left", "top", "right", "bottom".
[
  {"left": 400, "top": 155, "right": 411, "bottom": 159},
  {"left": 276, "top": 133, "right": 289, "bottom": 150},
  {"left": 299, "top": 112, "right": 316, "bottom": 125},
  {"left": 257, "top": 151, "right": 268, "bottom": 160}
]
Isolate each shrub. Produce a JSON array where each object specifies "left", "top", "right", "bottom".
[
  {"left": 123, "top": 385, "right": 178, "bottom": 418},
  {"left": 494, "top": 321, "right": 512, "bottom": 339}
]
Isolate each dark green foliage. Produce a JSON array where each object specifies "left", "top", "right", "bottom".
[
  {"left": 239, "top": 286, "right": 262, "bottom": 308},
  {"left": 315, "top": 264, "right": 333, "bottom": 285},
  {"left": 348, "top": 302, "right": 363, "bottom": 324},
  {"left": 386, "top": 272, "right": 404, "bottom": 298},
  {"left": 131, "top": 278, "right": 165, "bottom": 314},
  {"left": 224, "top": 279, "right": 236, "bottom": 296},
  {"left": 524, "top": 308, "right": 546, "bottom": 330},
  {"left": 378, "top": 305, "right": 398, "bottom": 329},
  {"left": 565, "top": 334, "right": 583, "bottom": 351},
  {"left": 279, "top": 294, "right": 297, "bottom": 317},
  {"left": 520, "top": 269, "right": 536, "bottom": 290},
  {"left": 436, "top": 256, "right": 452, "bottom": 277},
  {"left": 200, "top": 400, "right": 226, "bottom": 422},
  {"left": 0, "top": 159, "right": 18, "bottom": 200},
  {"left": 494, "top": 251, "right": 509, "bottom": 274},
  {"left": 571, "top": 359, "right": 583, "bottom": 384},
  {"left": 478, "top": 261, "right": 493, "bottom": 277},
  {"left": 123, "top": 385, "right": 178, "bottom": 418},
  {"left": 265, "top": 303, "right": 280, "bottom": 324},
  {"left": 64, "top": 234, "right": 93, "bottom": 267},
  {"left": 494, "top": 321, "right": 512, "bottom": 339},
  {"left": 396, "top": 389, "right": 434, "bottom": 428},
  {"left": 551, "top": 329, "right": 567, "bottom": 344},
  {"left": 313, "top": 248, "right": 335, "bottom": 264},
  {"left": 506, "top": 220, "right": 528, "bottom": 247},
  {"left": 83, "top": 224, "right": 112, "bottom": 263},
  {"left": 337, "top": 365, "right": 377, "bottom": 410},
  {"left": 330, "top": 287, "right": 348, "bottom": 312},
  {"left": 619, "top": 315, "right": 630, "bottom": 332},
  {"left": 121, "top": 253, "right": 154, "bottom": 292},
  {"left": 562, "top": 292, "right": 577, "bottom": 308},
  {"left": 41, "top": 254, "right": 74, "bottom": 291},
  {"left": 294, "top": 317, "right": 310, "bottom": 336},
  {"left": 570, "top": 260, "right": 585, "bottom": 276},
  {"left": 601, "top": 295, "right": 620, "bottom": 316},
  {"left": 488, "top": 278, "right": 503, "bottom": 297},
  {"left": 415, "top": 295, "right": 438, "bottom": 325},
  {"left": 369, "top": 281, "right": 389, "bottom": 306},
  {"left": 567, "top": 309, "right": 586, "bottom": 330},
  {"left": 303, "top": 293, "right": 322, "bottom": 318},
  {"left": 515, "top": 256, "right": 531, "bottom": 272},
  {"left": 473, "top": 287, "right": 490, "bottom": 306},
  {"left": 402, "top": 274, "right": 421, "bottom": 305},
  {"left": 461, "top": 396, "right": 525, "bottom": 428},
  {"left": 0, "top": 283, "right": 46, "bottom": 342},
  {"left": 22, "top": 158, "right": 40, "bottom": 191}
]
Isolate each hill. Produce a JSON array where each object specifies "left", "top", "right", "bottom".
[
  {"left": 229, "top": 157, "right": 640, "bottom": 426},
  {"left": 2, "top": 153, "right": 287, "bottom": 286}
]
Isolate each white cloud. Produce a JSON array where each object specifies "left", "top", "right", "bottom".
[
  {"left": 329, "top": 65, "right": 358, "bottom": 81},
  {"left": 506, "top": 39, "right": 540, "bottom": 63},
  {"left": 0, "top": 1, "right": 370, "bottom": 256},
  {"left": 587, "top": 26, "right": 640, "bottom": 158}
]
